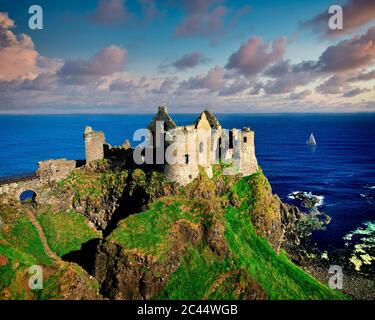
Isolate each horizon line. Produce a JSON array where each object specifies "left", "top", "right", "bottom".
[{"left": 1, "top": 111, "right": 375, "bottom": 116}]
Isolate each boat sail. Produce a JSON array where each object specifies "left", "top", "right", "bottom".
[{"left": 306, "top": 133, "right": 317, "bottom": 145}]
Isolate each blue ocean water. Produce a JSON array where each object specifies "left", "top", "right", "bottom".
[{"left": 0, "top": 113, "right": 374, "bottom": 251}]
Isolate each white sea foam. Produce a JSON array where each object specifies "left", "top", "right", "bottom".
[
  {"left": 364, "top": 185, "right": 375, "bottom": 190},
  {"left": 287, "top": 191, "right": 324, "bottom": 207}
]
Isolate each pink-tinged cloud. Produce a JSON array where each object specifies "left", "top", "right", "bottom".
[
  {"left": 174, "top": 0, "right": 228, "bottom": 38},
  {"left": 302, "top": 0, "right": 375, "bottom": 38},
  {"left": 317, "top": 26, "right": 375, "bottom": 73},
  {"left": 89, "top": 0, "right": 129, "bottom": 25},
  {"left": 225, "top": 37, "right": 287, "bottom": 76},
  {"left": 178, "top": 66, "right": 225, "bottom": 92},
  {"left": 350, "top": 70, "right": 375, "bottom": 81},
  {"left": 58, "top": 45, "right": 126, "bottom": 85},
  {"left": 0, "top": 12, "right": 40, "bottom": 81}
]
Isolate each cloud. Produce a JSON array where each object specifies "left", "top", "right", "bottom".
[
  {"left": 289, "top": 90, "right": 312, "bottom": 100},
  {"left": 89, "top": 0, "right": 129, "bottom": 25},
  {"left": 138, "top": 0, "right": 162, "bottom": 21},
  {"left": 225, "top": 36, "right": 287, "bottom": 76},
  {"left": 0, "top": 12, "right": 62, "bottom": 82},
  {"left": 263, "top": 60, "right": 291, "bottom": 77},
  {"left": 178, "top": 66, "right": 225, "bottom": 92},
  {"left": 349, "top": 70, "right": 375, "bottom": 81},
  {"left": 218, "top": 79, "right": 251, "bottom": 96},
  {"left": 159, "top": 51, "right": 211, "bottom": 72},
  {"left": 316, "top": 75, "right": 349, "bottom": 95},
  {"left": 302, "top": 0, "right": 375, "bottom": 38},
  {"left": 343, "top": 87, "right": 370, "bottom": 97},
  {"left": 151, "top": 77, "right": 178, "bottom": 94},
  {"left": 0, "top": 13, "right": 37, "bottom": 80},
  {"left": 58, "top": 45, "right": 126, "bottom": 85},
  {"left": 173, "top": 51, "right": 210, "bottom": 70},
  {"left": 109, "top": 78, "right": 137, "bottom": 91},
  {"left": 174, "top": 0, "right": 228, "bottom": 38},
  {"left": 316, "top": 26, "right": 375, "bottom": 73}
]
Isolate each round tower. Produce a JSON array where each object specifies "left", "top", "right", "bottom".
[{"left": 84, "top": 126, "right": 105, "bottom": 163}]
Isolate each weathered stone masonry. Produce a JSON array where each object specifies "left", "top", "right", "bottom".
[
  {"left": 0, "top": 159, "right": 76, "bottom": 204},
  {"left": 83, "top": 106, "right": 258, "bottom": 185},
  {"left": 145, "top": 106, "right": 258, "bottom": 185}
]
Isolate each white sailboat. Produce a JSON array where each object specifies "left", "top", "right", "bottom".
[{"left": 306, "top": 133, "right": 317, "bottom": 145}]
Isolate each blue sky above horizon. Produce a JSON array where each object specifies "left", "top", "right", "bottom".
[{"left": 0, "top": 0, "right": 374, "bottom": 113}]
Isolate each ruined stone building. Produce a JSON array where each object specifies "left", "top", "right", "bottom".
[{"left": 84, "top": 106, "right": 258, "bottom": 185}]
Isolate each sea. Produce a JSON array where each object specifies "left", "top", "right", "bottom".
[{"left": 0, "top": 113, "right": 374, "bottom": 257}]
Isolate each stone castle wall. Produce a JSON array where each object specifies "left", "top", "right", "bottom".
[
  {"left": 84, "top": 126, "right": 105, "bottom": 163},
  {"left": 35, "top": 158, "right": 76, "bottom": 181},
  {"left": 239, "top": 129, "right": 258, "bottom": 176},
  {"left": 80, "top": 107, "right": 258, "bottom": 186},
  {"left": 0, "top": 159, "right": 76, "bottom": 204}
]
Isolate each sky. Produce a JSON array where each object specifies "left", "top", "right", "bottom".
[{"left": 0, "top": 0, "right": 374, "bottom": 114}]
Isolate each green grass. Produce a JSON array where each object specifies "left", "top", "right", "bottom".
[
  {"left": 0, "top": 215, "right": 53, "bottom": 296},
  {"left": 8, "top": 216, "right": 52, "bottom": 266},
  {"left": 109, "top": 199, "right": 202, "bottom": 256},
  {"left": 224, "top": 205, "right": 346, "bottom": 300},
  {"left": 59, "top": 168, "right": 128, "bottom": 204},
  {"left": 157, "top": 247, "right": 235, "bottom": 299},
  {"left": 37, "top": 209, "right": 100, "bottom": 257},
  {"left": 110, "top": 170, "right": 347, "bottom": 300}
]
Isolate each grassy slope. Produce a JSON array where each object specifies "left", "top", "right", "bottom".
[
  {"left": 36, "top": 207, "right": 101, "bottom": 257},
  {"left": 0, "top": 207, "right": 54, "bottom": 298},
  {"left": 0, "top": 166, "right": 346, "bottom": 300},
  {"left": 0, "top": 205, "right": 100, "bottom": 299},
  {"left": 109, "top": 170, "right": 346, "bottom": 300}
]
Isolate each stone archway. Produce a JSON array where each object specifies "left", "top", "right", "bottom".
[{"left": 19, "top": 189, "right": 37, "bottom": 204}]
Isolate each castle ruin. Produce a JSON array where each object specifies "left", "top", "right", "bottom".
[
  {"left": 85, "top": 106, "right": 258, "bottom": 185},
  {"left": 0, "top": 106, "right": 258, "bottom": 204}
]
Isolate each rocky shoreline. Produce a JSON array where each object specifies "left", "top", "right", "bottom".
[{"left": 281, "top": 191, "right": 374, "bottom": 300}]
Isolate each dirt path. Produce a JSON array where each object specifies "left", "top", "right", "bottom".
[{"left": 25, "top": 209, "right": 61, "bottom": 262}]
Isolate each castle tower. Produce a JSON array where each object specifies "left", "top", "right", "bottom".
[
  {"left": 195, "top": 111, "right": 213, "bottom": 178},
  {"left": 163, "top": 127, "right": 200, "bottom": 186},
  {"left": 240, "top": 127, "right": 258, "bottom": 176},
  {"left": 84, "top": 126, "right": 105, "bottom": 163},
  {"left": 147, "top": 105, "right": 177, "bottom": 165}
]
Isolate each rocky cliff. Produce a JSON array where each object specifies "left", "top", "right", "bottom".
[{"left": 0, "top": 163, "right": 346, "bottom": 300}]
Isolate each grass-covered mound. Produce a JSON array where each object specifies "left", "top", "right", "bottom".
[
  {"left": 98, "top": 169, "right": 347, "bottom": 300},
  {"left": 36, "top": 207, "right": 101, "bottom": 257},
  {"left": 0, "top": 204, "right": 101, "bottom": 299},
  {"left": 57, "top": 163, "right": 176, "bottom": 230}
]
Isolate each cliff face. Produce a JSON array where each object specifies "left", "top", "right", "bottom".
[
  {"left": 91, "top": 167, "right": 344, "bottom": 300},
  {"left": 0, "top": 164, "right": 345, "bottom": 300},
  {"left": 56, "top": 161, "right": 176, "bottom": 230}
]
